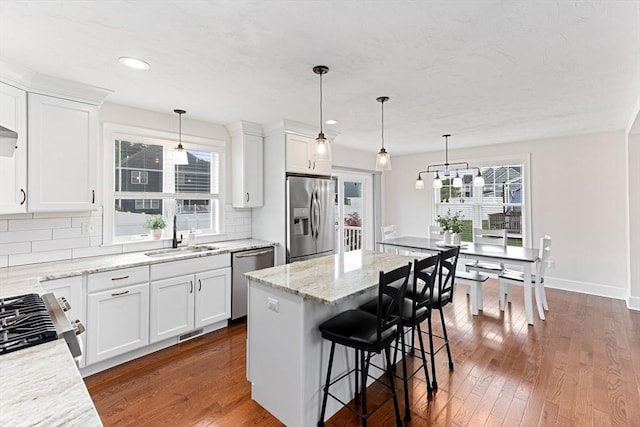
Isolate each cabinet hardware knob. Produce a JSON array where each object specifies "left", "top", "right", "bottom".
[
  {"left": 20, "top": 189, "right": 26, "bottom": 205},
  {"left": 246, "top": 192, "right": 250, "bottom": 203},
  {"left": 313, "top": 161, "right": 316, "bottom": 169},
  {"left": 92, "top": 190, "right": 95, "bottom": 204},
  {"left": 111, "top": 290, "right": 130, "bottom": 296},
  {"left": 308, "top": 160, "right": 311, "bottom": 168},
  {"left": 111, "top": 275, "right": 130, "bottom": 281},
  {"left": 190, "top": 281, "right": 193, "bottom": 293},
  {"left": 198, "top": 279, "right": 202, "bottom": 291}
]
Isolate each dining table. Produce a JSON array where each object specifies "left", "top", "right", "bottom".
[{"left": 377, "top": 236, "right": 542, "bottom": 325}]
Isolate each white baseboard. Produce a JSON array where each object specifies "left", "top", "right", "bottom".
[
  {"left": 628, "top": 295, "right": 640, "bottom": 311},
  {"left": 544, "top": 276, "right": 628, "bottom": 300}
]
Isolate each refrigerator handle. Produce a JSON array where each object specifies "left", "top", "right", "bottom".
[
  {"left": 313, "top": 191, "right": 321, "bottom": 239},
  {"left": 309, "top": 192, "right": 315, "bottom": 240}
]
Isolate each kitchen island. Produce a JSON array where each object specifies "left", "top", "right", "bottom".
[{"left": 245, "top": 249, "right": 415, "bottom": 427}]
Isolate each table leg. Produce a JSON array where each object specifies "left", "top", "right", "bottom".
[
  {"left": 523, "top": 264, "right": 534, "bottom": 325},
  {"left": 470, "top": 282, "right": 479, "bottom": 315},
  {"left": 534, "top": 275, "right": 546, "bottom": 320}
]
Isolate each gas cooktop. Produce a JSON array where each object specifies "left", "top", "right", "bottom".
[{"left": 0, "top": 293, "right": 58, "bottom": 355}]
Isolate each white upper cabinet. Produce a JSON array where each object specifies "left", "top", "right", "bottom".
[
  {"left": 286, "top": 133, "right": 331, "bottom": 176},
  {"left": 0, "top": 81, "right": 27, "bottom": 214},
  {"left": 229, "top": 121, "right": 264, "bottom": 208},
  {"left": 28, "top": 93, "right": 99, "bottom": 211}
]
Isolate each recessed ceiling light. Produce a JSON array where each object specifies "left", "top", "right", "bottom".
[
  {"left": 119, "top": 57, "right": 150, "bottom": 70},
  {"left": 325, "top": 119, "right": 338, "bottom": 125}
]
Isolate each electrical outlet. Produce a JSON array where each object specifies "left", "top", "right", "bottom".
[
  {"left": 81, "top": 222, "right": 89, "bottom": 234},
  {"left": 546, "top": 259, "right": 555, "bottom": 269},
  {"left": 267, "top": 297, "right": 279, "bottom": 313}
]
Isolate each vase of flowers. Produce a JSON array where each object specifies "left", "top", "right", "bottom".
[
  {"left": 144, "top": 215, "right": 167, "bottom": 239},
  {"left": 436, "top": 209, "right": 464, "bottom": 245}
]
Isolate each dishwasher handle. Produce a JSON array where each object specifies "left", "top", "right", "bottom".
[{"left": 234, "top": 249, "right": 273, "bottom": 258}]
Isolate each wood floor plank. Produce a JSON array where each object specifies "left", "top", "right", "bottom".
[{"left": 84, "top": 280, "right": 640, "bottom": 427}]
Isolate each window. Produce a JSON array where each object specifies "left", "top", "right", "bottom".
[
  {"left": 434, "top": 161, "right": 528, "bottom": 246},
  {"left": 131, "top": 171, "right": 149, "bottom": 185},
  {"left": 104, "top": 124, "right": 225, "bottom": 244}
]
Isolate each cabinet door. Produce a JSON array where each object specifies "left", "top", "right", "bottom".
[
  {"left": 41, "top": 276, "right": 85, "bottom": 367},
  {"left": 86, "top": 282, "right": 149, "bottom": 365},
  {"left": 243, "top": 134, "right": 263, "bottom": 207},
  {"left": 28, "top": 93, "right": 98, "bottom": 211},
  {"left": 195, "top": 267, "right": 231, "bottom": 328},
  {"left": 232, "top": 133, "right": 263, "bottom": 208},
  {"left": 0, "top": 81, "right": 27, "bottom": 214},
  {"left": 286, "top": 134, "right": 312, "bottom": 174},
  {"left": 149, "top": 275, "right": 195, "bottom": 343}
]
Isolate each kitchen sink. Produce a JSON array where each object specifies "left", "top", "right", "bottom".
[{"left": 144, "top": 245, "right": 218, "bottom": 258}]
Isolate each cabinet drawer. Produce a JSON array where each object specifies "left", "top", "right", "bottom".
[
  {"left": 88, "top": 266, "right": 149, "bottom": 293},
  {"left": 150, "top": 254, "right": 231, "bottom": 281}
]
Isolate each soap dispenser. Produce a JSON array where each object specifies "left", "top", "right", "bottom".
[{"left": 187, "top": 229, "right": 196, "bottom": 247}]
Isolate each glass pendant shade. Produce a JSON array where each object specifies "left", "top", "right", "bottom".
[
  {"left": 375, "top": 148, "right": 392, "bottom": 171},
  {"left": 315, "top": 132, "right": 330, "bottom": 161},
  {"left": 452, "top": 172, "right": 463, "bottom": 188},
  {"left": 415, "top": 176, "right": 424, "bottom": 190},
  {"left": 174, "top": 145, "right": 188, "bottom": 165},
  {"left": 433, "top": 173, "right": 443, "bottom": 189},
  {"left": 473, "top": 171, "right": 485, "bottom": 187}
]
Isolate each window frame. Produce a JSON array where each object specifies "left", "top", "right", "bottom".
[
  {"left": 433, "top": 153, "right": 532, "bottom": 246},
  {"left": 102, "top": 123, "right": 226, "bottom": 245}
]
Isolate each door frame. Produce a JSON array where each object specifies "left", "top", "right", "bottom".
[{"left": 333, "top": 170, "right": 374, "bottom": 253}]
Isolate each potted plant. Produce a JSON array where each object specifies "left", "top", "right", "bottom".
[{"left": 144, "top": 215, "right": 167, "bottom": 239}]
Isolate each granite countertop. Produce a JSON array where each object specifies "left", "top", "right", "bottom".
[
  {"left": 0, "top": 238, "right": 275, "bottom": 427},
  {"left": 245, "top": 249, "right": 414, "bottom": 304}
]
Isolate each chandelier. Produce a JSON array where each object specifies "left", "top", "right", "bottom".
[{"left": 415, "top": 134, "right": 484, "bottom": 190}]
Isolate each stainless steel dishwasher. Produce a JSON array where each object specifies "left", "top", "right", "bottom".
[{"left": 231, "top": 247, "right": 274, "bottom": 320}]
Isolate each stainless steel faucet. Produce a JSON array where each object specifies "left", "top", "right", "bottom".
[{"left": 172, "top": 214, "right": 183, "bottom": 248}]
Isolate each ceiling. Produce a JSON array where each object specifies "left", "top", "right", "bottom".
[{"left": 1, "top": 0, "right": 639, "bottom": 155}]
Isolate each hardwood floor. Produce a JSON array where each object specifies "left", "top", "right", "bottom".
[{"left": 85, "top": 280, "right": 640, "bottom": 426}]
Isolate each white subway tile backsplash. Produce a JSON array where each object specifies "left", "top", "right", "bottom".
[
  {"left": 33, "top": 211, "right": 92, "bottom": 219},
  {"left": 32, "top": 237, "right": 90, "bottom": 252},
  {"left": 0, "top": 213, "right": 33, "bottom": 220},
  {"left": 0, "top": 205, "right": 252, "bottom": 267},
  {"left": 9, "top": 249, "right": 73, "bottom": 267},
  {"left": 0, "top": 230, "right": 52, "bottom": 244},
  {"left": 53, "top": 228, "right": 84, "bottom": 239},
  {"left": 73, "top": 244, "right": 123, "bottom": 259},
  {"left": 9, "top": 218, "right": 71, "bottom": 231},
  {"left": 0, "top": 242, "right": 31, "bottom": 256}
]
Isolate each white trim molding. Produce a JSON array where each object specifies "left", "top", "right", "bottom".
[{"left": 544, "top": 276, "right": 628, "bottom": 301}]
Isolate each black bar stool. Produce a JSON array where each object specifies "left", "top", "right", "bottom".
[
  {"left": 418, "top": 246, "right": 459, "bottom": 390},
  {"left": 317, "top": 263, "right": 411, "bottom": 427},
  {"left": 360, "top": 254, "right": 439, "bottom": 421}
]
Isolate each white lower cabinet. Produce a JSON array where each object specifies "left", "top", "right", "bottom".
[
  {"left": 149, "top": 255, "right": 231, "bottom": 344},
  {"left": 194, "top": 269, "right": 232, "bottom": 328},
  {"left": 86, "top": 268, "right": 150, "bottom": 365}
]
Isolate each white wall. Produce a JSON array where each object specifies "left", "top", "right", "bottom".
[
  {"left": 628, "top": 111, "right": 640, "bottom": 309},
  {"left": 384, "top": 131, "right": 629, "bottom": 300}
]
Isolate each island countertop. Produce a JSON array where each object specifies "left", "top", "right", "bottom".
[{"left": 245, "top": 249, "right": 415, "bottom": 304}]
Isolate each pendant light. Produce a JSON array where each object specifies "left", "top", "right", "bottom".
[
  {"left": 313, "top": 65, "right": 331, "bottom": 162},
  {"left": 173, "top": 109, "right": 188, "bottom": 165},
  {"left": 375, "top": 96, "right": 392, "bottom": 171},
  {"left": 415, "top": 134, "right": 484, "bottom": 190}
]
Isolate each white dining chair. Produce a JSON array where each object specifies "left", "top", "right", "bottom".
[
  {"left": 465, "top": 228, "right": 507, "bottom": 275},
  {"left": 498, "top": 235, "right": 552, "bottom": 320},
  {"left": 381, "top": 224, "right": 399, "bottom": 254}
]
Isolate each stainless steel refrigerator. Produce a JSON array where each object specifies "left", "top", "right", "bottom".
[{"left": 286, "top": 175, "right": 335, "bottom": 263}]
